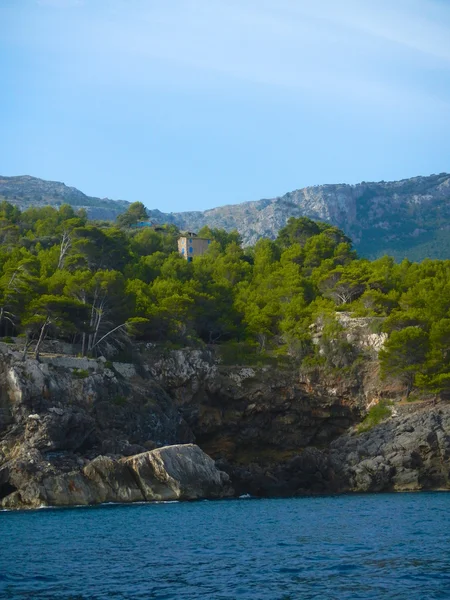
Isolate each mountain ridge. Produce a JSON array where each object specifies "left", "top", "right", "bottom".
[
  {"left": 151, "top": 172, "right": 450, "bottom": 260},
  {"left": 1, "top": 172, "right": 450, "bottom": 260},
  {"left": 0, "top": 175, "right": 130, "bottom": 221}
]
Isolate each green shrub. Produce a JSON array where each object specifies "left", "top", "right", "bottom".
[
  {"left": 218, "top": 341, "right": 260, "bottom": 365},
  {"left": 218, "top": 341, "right": 291, "bottom": 368},
  {"left": 72, "top": 368, "right": 90, "bottom": 379},
  {"left": 1, "top": 336, "right": 14, "bottom": 344},
  {"left": 357, "top": 401, "right": 393, "bottom": 433},
  {"left": 112, "top": 395, "right": 127, "bottom": 406},
  {"left": 320, "top": 316, "right": 358, "bottom": 369},
  {"left": 301, "top": 353, "right": 327, "bottom": 369},
  {"left": 406, "top": 392, "right": 422, "bottom": 403},
  {"left": 368, "top": 318, "right": 385, "bottom": 334}
]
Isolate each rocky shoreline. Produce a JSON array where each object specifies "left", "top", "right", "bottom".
[
  {"left": 1, "top": 444, "right": 233, "bottom": 509},
  {"left": 1, "top": 343, "right": 449, "bottom": 509}
]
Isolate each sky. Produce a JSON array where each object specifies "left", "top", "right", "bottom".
[{"left": 1, "top": 0, "right": 450, "bottom": 212}]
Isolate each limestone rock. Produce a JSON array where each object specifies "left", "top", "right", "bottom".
[
  {"left": 123, "top": 444, "right": 233, "bottom": 501},
  {"left": 2, "top": 341, "right": 450, "bottom": 506},
  {"left": 0, "top": 175, "right": 130, "bottom": 221},
  {"left": 82, "top": 455, "right": 143, "bottom": 503},
  {"left": 3, "top": 173, "right": 450, "bottom": 259},
  {"left": 144, "top": 173, "right": 450, "bottom": 260},
  {"left": 25, "top": 409, "right": 96, "bottom": 452},
  {"left": 330, "top": 404, "right": 450, "bottom": 492},
  {"left": 0, "top": 346, "right": 194, "bottom": 459},
  {"left": 1, "top": 444, "right": 233, "bottom": 508}
]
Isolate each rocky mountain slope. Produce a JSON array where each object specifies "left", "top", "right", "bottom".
[
  {"left": 0, "top": 175, "right": 129, "bottom": 221},
  {"left": 150, "top": 172, "right": 450, "bottom": 260},
  {"left": 2, "top": 172, "right": 450, "bottom": 259}
]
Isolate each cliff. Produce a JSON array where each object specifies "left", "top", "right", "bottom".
[
  {"left": 146, "top": 348, "right": 450, "bottom": 496},
  {"left": 1, "top": 333, "right": 449, "bottom": 509},
  {"left": 0, "top": 345, "right": 223, "bottom": 508},
  {"left": 153, "top": 172, "right": 450, "bottom": 260}
]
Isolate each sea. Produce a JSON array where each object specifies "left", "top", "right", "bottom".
[{"left": 1, "top": 493, "right": 449, "bottom": 600}]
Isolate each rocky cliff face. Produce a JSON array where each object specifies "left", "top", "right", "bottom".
[
  {"left": 0, "top": 344, "right": 204, "bottom": 508},
  {"left": 145, "top": 348, "right": 450, "bottom": 496},
  {"left": 147, "top": 349, "right": 367, "bottom": 461},
  {"left": 329, "top": 404, "right": 450, "bottom": 493},
  {"left": 145, "top": 172, "right": 450, "bottom": 260},
  {"left": 1, "top": 340, "right": 449, "bottom": 509}
]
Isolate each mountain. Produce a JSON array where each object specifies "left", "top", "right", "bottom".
[
  {"left": 0, "top": 175, "right": 130, "bottom": 221},
  {"left": 2, "top": 172, "right": 450, "bottom": 260},
  {"left": 146, "top": 172, "right": 450, "bottom": 261}
]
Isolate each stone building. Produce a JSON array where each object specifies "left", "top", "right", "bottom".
[{"left": 178, "top": 232, "right": 211, "bottom": 262}]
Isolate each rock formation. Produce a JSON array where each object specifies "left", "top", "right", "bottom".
[
  {"left": 153, "top": 172, "right": 450, "bottom": 260},
  {"left": 1, "top": 444, "right": 232, "bottom": 508},
  {"left": 146, "top": 347, "right": 450, "bottom": 497},
  {"left": 1, "top": 336, "right": 449, "bottom": 509},
  {"left": 330, "top": 403, "right": 450, "bottom": 493}
]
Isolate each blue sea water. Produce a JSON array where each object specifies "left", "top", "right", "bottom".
[{"left": 1, "top": 493, "right": 450, "bottom": 600}]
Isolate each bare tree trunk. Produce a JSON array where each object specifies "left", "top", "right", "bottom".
[
  {"left": 79, "top": 293, "right": 87, "bottom": 356},
  {"left": 90, "top": 299, "right": 106, "bottom": 352},
  {"left": 257, "top": 333, "right": 266, "bottom": 353},
  {"left": 57, "top": 231, "right": 72, "bottom": 270},
  {"left": 22, "top": 336, "right": 34, "bottom": 360},
  {"left": 34, "top": 317, "right": 50, "bottom": 360},
  {"left": 0, "top": 269, "right": 21, "bottom": 333},
  {"left": 405, "top": 373, "right": 414, "bottom": 399},
  {"left": 91, "top": 323, "right": 127, "bottom": 352},
  {"left": 86, "top": 288, "right": 99, "bottom": 354}
]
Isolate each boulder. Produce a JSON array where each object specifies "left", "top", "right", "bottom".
[
  {"left": 123, "top": 444, "right": 233, "bottom": 501},
  {"left": 83, "top": 455, "right": 143, "bottom": 503},
  {"left": 1, "top": 444, "right": 233, "bottom": 508}
]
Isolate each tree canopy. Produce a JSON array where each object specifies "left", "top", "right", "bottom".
[{"left": 0, "top": 204, "right": 449, "bottom": 396}]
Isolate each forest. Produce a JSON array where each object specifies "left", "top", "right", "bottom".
[{"left": 0, "top": 200, "right": 449, "bottom": 397}]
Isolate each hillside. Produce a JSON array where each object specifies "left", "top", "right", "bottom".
[
  {"left": 1, "top": 197, "right": 450, "bottom": 508},
  {"left": 150, "top": 172, "right": 450, "bottom": 260},
  {"left": 0, "top": 175, "right": 130, "bottom": 221},
  {"left": 2, "top": 172, "right": 450, "bottom": 260}
]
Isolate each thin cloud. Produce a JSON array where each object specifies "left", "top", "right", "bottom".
[
  {"left": 298, "top": 0, "right": 450, "bottom": 63},
  {"left": 37, "top": 0, "right": 84, "bottom": 7},
  {"left": 14, "top": 0, "right": 450, "bottom": 113},
  {"left": 49, "top": 0, "right": 447, "bottom": 113}
]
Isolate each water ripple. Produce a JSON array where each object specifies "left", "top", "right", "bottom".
[{"left": 1, "top": 493, "right": 450, "bottom": 599}]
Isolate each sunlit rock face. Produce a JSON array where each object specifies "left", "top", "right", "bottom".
[
  {"left": 1, "top": 444, "right": 232, "bottom": 508},
  {"left": 147, "top": 173, "right": 450, "bottom": 260},
  {"left": 1, "top": 340, "right": 449, "bottom": 508}
]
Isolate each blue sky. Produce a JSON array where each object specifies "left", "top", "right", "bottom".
[{"left": 1, "top": 0, "right": 450, "bottom": 211}]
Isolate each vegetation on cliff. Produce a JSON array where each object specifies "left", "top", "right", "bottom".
[{"left": 0, "top": 201, "right": 449, "bottom": 396}]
